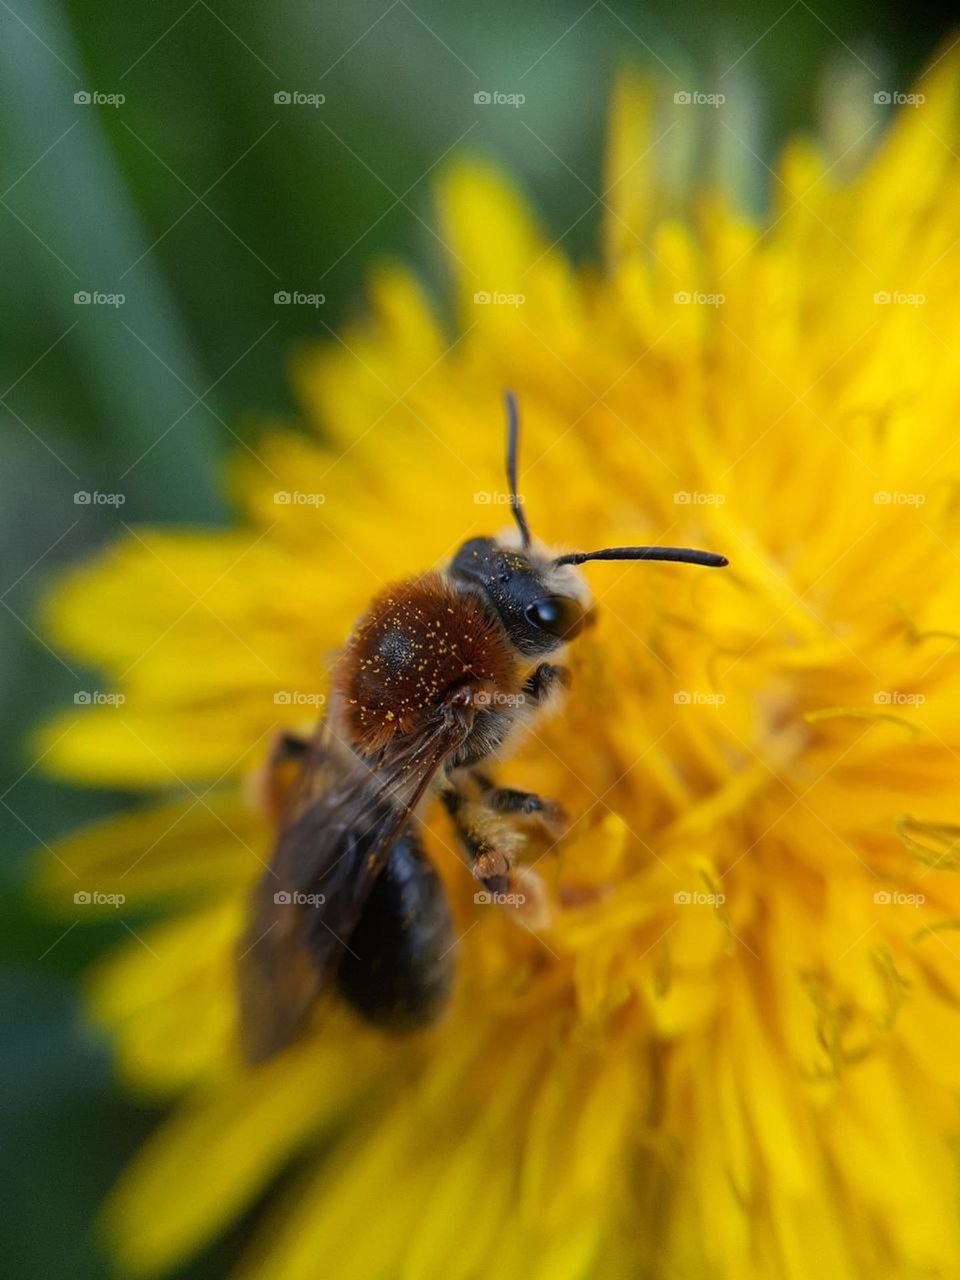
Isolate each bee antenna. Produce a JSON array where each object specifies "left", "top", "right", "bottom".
[
  {"left": 554, "top": 545, "right": 729, "bottom": 569},
  {"left": 504, "top": 390, "right": 532, "bottom": 550}
]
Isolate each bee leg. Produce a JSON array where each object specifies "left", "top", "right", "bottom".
[
  {"left": 273, "top": 731, "right": 310, "bottom": 761},
  {"left": 442, "top": 783, "right": 553, "bottom": 928},
  {"left": 480, "top": 784, "right": 568, "bottom": 839},
  {"left": 440, "top": 787, "right": 514, "bottom": 895},
  {"left": 522, "top": 662, "right": 570, "bottom": 705},
  {"left": 254, "top": 730, "right": 324, "bottom": 822}
]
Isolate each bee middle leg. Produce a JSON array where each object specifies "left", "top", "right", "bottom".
[{"left": 470, "top": 772, "right": 567, "bottom": 838}]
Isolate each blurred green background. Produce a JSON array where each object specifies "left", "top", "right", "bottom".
[{"left": 0, "top": 1, "right": 954, "bottom": 1274}]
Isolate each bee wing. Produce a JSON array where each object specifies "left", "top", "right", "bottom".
[{"left": 237, "top": 713, "right": 465, "bottom": 1061}]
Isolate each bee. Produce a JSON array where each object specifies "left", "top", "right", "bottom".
[{"left": 238, "top": 394, "right": 727, "bottom": 1060}]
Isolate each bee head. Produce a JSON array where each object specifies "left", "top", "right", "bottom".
[
  {"left": 449, "top": 535, "right": 591, "bottom": 657},
  {"left": 450, "top": 392, "right": 728, "bottom": 658}
]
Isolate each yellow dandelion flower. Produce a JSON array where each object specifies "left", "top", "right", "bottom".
[{"left": 34, "top": 51, "right": 960, "bottom": 1280}]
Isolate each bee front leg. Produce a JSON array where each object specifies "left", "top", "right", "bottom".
[
  {"left": 442, "top": 780, "right": 553, "bottom": 929},
  {"left": 440, "top": 787, "right": 515, "bottom": 896},
  {"left": 522, "top": 662, "right": 570, "bottom": 706}
]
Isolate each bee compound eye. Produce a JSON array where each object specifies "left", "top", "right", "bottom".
[{"left": 524, "top": 596, "right": 585, "bottom": 640}]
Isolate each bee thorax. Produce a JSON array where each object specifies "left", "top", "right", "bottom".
[{"left": 335, "top": 573, "right": 519, "bottom": 754}]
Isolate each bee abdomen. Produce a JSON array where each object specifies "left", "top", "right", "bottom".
[{"left": 336, "top": 829, "right": 454, "bottom": 1032}]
